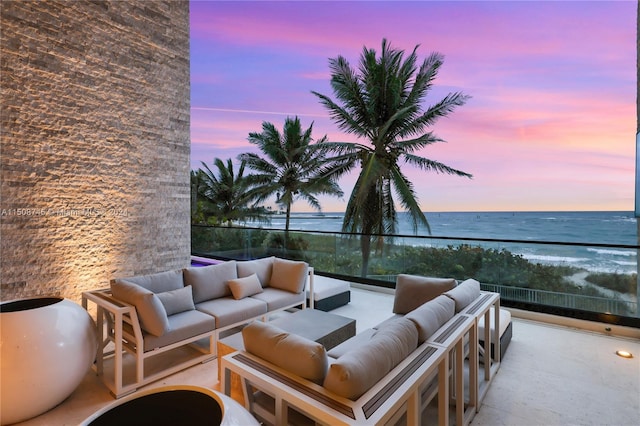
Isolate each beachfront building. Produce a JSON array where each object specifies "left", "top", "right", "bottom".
[{"left": 1, "top": 1, "right": 638, "bottom": 425}]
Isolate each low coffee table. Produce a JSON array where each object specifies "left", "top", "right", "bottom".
[{"left": 218, "top": 309, "right": 356, "bottom": 403}]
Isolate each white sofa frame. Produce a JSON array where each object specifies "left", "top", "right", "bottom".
[
  {"left": 81, "top": 268, "right": 315, "bottom": 399},
  {"left": 220, "top": 291, "right": 501, "bottom": 426},
  {"left": 221, "top": 342, "right": 450, "bottom": 426},
  {"left": 458, "top": 291, "right": 501, "bottom": 408}
]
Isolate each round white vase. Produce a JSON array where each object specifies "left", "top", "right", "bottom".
[
  {"left": 80, "top": 385, "right": 260, "bottom": 426},
  {"left": 0, "top": 297, "right": 97, "bottom": 425}
]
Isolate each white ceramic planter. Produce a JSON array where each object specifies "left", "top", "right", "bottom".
[
  {"left": 0, "top": 297, "right": 97, "bottom": 425},
  {"left": 80, "top": 385, "right": 260, "bottom": 426}
]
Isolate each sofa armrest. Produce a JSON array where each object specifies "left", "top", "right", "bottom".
[
  {"left": 82, "top": 289, "right": 145, "bottom": 396},
  {"left": 82, "top": 288, "right": 142, "bottom": 337}
]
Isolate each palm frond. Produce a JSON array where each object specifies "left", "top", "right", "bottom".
[{"left": 404, "top": 154, "right": 473, "bottom": 178}]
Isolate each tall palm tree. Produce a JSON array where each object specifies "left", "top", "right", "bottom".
[
  {"left": 196, "top": 158, "right": 270, "bottom": 226},
  {"left": 312, "top": 39, "right": 472, "bottom": 277},
  {"left": 239, "top": 116, "right": 346, "bottom": 237}
]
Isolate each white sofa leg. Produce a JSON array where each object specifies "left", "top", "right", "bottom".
[
  {"left": 438, "top": 355, "right": 449, "bottom": 426},
  {"left": 114, "top": 312, "right": 124, "bottom": 398}
]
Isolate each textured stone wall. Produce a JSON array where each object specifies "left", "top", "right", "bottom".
[{"left": 0, "top": 1, "right": 191, "bottom": 303}]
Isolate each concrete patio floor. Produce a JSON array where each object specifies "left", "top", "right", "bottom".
[{"left": 12, "top": 285, "right": 640, "bottom": 426}]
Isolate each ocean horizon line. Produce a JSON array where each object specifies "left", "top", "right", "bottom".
[{"left": 276, "top": 210, "right": 635, "bottom": 215}]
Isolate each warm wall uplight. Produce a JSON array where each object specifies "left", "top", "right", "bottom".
[{"left": 615, "top": 350, "right": 633, "bottom": 359}]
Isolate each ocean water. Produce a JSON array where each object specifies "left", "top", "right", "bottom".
[{"left": 268, "top": 211, "right": 638, "bottom": 274}]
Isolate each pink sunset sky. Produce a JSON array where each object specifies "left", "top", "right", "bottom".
[{"left": 190, "top": 1, "right": 636, "bottom": 213}]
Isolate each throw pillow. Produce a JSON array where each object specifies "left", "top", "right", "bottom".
[
  {"left": 110, "top": 279, "right": 169, "bottom": 336},
  {"left": 393, "top": 274, "right": 457, "bottom": 314},
  {"left": 444, "top": 278, "right": 481, "bottom": 312},
  {"left": 157, "top": 286, "right": 195, "bottom": 316},
  {"left": 405, "top": 295, "right": 455, "bottom": 343},
  {"left": 269, "top": 258, "right": 308, "bottom": 293},
  {"left": 242, "top": 321, "right": 328, "bottom": 384},
  {"left": 183, "top": 261, "right": 237, "bottom": 303},
  {"left": 227, "top": 274, "right": 263, "bottom": 300},
  {"left": 236, "top": 257, "right": 274, "bottom": 287}
]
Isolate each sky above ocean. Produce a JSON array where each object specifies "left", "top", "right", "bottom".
[{"left": 189, "top": 0, "right": 636, "bottom": 213}]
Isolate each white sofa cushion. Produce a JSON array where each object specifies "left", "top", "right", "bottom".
[
  {"left": 307, "top": 276, "right": 349, "bottom": 300},
  {"left": 405, "top": 295, "right": 455, "bottom": 343},
  {"left": 243, "top": 321, "right": 328, "bottom": 384},
  {"left": 323, "top": 317, "right": 418, "bottom": 400},
  {"left": 269, "top": 258, "right": 308, "bottom": 293},
  {"left": 393, "top": 274, "right": 457, "bottom": 314},
  {"left": 237, "top": 257, "right": 275, "bottom": 287},
  {"left": 444, "top": 278, "right": 481, "bottom": 312},
  {"left": 111, "top": 280, "right": 169, "bottom": 336},
  {"left": 142, "top": 310, "right": 216, "bottom": 352},
  {"left": 157, "top": 286, "right": 195, "bottom": 316},
  {"left": 117, "top": 269, "right": 184, "bottom": 294},
  {"left": 183, "top": 261, "right": 236, "bottom": 303},
  {"left": 227, "top": 274, "right": 263, "bottom": 300},
  {"left": 478, "top": 308, "right": 511, "bottom": 337},
  {"left": 196, "top": 297, "right": 267, "bottom": 328}
]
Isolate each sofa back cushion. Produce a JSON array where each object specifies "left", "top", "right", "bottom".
[
  {"left": 157, "top": 286, "right": 196, "bottom": 316},
  {"left": 111, "top": 280, "right": 169, "bottom": 336},
  {"left": 269, "top": 258, "right": 308, "bottom": 293},
  {"left": 183, "top": 261, "right": 237, "bottom": 303},
  {"left": 242, "top": 321, "right": 328, "bottom": 385},
  {"left": 323, "top": 317, "right": 418, "bottom": 400},
  {"left": 444, "top": 278, "right": 481, "bottom": 312},
  {"left": 237, "top": 257, "right": 275, "bottom": 287},
  {"left": 393, "top": 274, "right": 457, "bottom": 314},
  {"left": 117, "top": 269, "right": 184, "bottom": 294},
  {"left": 405, "top": 295, "right": 455, "bottom": 343},
  {"left": 227, "top": 274, "right": 264, "bottom": 299}
]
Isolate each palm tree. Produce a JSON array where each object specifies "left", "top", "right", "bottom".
[
  {"left": 190, "top": 169, "right": 210, "bottom": 224},
  {"left": 196, "top": 158, "right": 270, "bottom": 226},
  {"left": 239, "top": 116, "right": 346, "bottom": 238},
  {"left": 312, "top": 39, "right": 472, "bottom": 277}
]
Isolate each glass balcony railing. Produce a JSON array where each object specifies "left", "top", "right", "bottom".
[{"left": 191, "top": 224, "right": 639, "bottom": 325}]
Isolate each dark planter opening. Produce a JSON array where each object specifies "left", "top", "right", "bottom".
[
  {"left": 86, "top": 390, "right": 223, "bottom": 426},
  {"left": 0, "top": 297, "right": 63, "bottom": 313}
]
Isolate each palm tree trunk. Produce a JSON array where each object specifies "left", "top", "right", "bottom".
[
  {"left": 284, "top": 203, "right": 291, "bottom": 254},
  {"left": 360, "top": 233, "right": 371, "bottom": 277}
]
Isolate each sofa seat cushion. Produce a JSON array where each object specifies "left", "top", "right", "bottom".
[
  {"left": 269, "top": 258, "right": 308, "bottom": 293},
  {"left": 227, "top": 274, "right": 263, "bottom": 299},
  {"left": 478, "top": 307, "right": 511, "bottom": 338},
  {"left": 141, "top": 310, "right": 216, "bottom": 352},
  {"left": 250, "top": 288, "right": 305, "bottom": 311},
  {"left": 243, "top": 321, "right": 328, "bottom": 384},
  {"left": 307, "top": 276, "right": 349, "bottom": 301},
  {"left": 111, "top": 280, "right": 169, "bottom": 337},
  {"left": 114, "top": 269, "right": 184, "bottom": 294},
  {"left": 323, "top": 317, "right": 418, "bottom": 400},
  {"left": 444, "top": 279, "right": 481, "bottom": 313},
  {"left": 326, "top": 328, "right": 376, "bottom": 359},
  {"left": 196, "top": 297, "right": 267, "bottom": 328},
  {"left": 184, "top": 261, "right": 237, "bottom": 303},
  {"left": 157, "top": 286, "right": 195, "bottom": 316},
  {"left": 237, "top": 257, "right": 275, "bottom": 287},
  {"left": 405, "top": 295, "right": 455, "bottom": 343},
  {"left": 393, "top": 275, "right": 457, "bottom": 314}
]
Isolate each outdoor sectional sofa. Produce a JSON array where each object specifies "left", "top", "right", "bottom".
[
  {"left": 82, "top": 256, "right": 312, "bottom": 398},
  {"left": 221, "top": 275, "right": 503, "bottom": 426}
]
